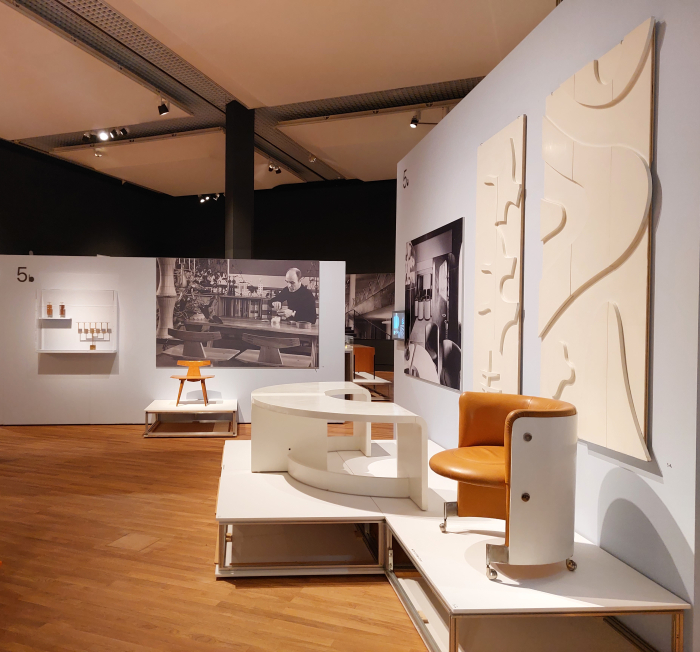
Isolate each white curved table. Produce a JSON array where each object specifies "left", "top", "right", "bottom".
[{"left": 251, "top": 382, "right": 428, "bottom": 510}]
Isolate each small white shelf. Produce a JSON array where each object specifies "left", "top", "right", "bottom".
[
  {"left": 36, "top": 288, "right": 118, "bottom": 354},
  {"left": 38, "top": 349, "right": 117, "bottom": 354}
]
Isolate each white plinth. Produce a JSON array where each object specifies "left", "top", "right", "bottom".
[
  {"left": 353, "top": 372, "right": 392, "bottom": 385},
  {"left": 215, "top": 439, "right": 689, "bottom": 651},
  {"left": 144, "top": 399, "right": 238, "bottom": 437},
  {"left": 250, "top": 382, "right": 428, "bottom": 510}
]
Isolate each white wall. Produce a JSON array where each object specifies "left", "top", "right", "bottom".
[
  {"left": 0, "top": 256, "right": 344, "bottom": 425},
  {"left": 394, "top": 1, "right": 700, "bottom": 649}
]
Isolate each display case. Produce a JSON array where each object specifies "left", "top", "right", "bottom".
[{"left": 37, "top": 289, "right": 118, "bottom": 353}]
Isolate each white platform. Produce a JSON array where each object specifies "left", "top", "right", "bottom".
[
  {"left": 215, "top": 438, "right": 688, "bottom": 651},
  {"left": 144, "top": 399, "right": 237, "bottom": 437}
]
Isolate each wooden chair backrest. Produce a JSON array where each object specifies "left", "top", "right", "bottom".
[{"left": 177, "top": 360, "right": 212, "bottom": 378}]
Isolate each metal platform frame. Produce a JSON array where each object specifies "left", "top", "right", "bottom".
[{"left": 214, "top": 515, "right": 684, "bottom": 652}]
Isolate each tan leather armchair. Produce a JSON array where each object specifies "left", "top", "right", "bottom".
[{"left": 430, "top": 392, "right": 578, "bottom": 579}]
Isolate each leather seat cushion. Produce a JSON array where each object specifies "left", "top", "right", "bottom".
[{"left": 429, "top": 446, "right": 506, "bottom": 488}]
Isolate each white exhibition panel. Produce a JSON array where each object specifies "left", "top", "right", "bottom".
[
  {"left": 473, "top": 115, "right": 525, "bottom": 394},
  {"left": 0, "top": 256, "right": 344, "bottom": 425},
  {"left": 393, "top": 0, "right": 700, "bottom": 647}
]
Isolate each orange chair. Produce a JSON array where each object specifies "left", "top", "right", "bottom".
[
  {"left": 171, "top": 360, "right": 214, "bottom": 405},
  {"left": 429, "top": 392, "right": 577, "bottom": 579}
]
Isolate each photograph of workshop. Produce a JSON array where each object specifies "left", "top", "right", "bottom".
[{"left": 156, "top": 258, "right": 320, "bottom": 368}]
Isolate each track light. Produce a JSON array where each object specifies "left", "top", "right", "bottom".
[
  {"left": 198, "top": 195, "right": 205, "bottom": 203},
  {"left": 275, "top": 167, "right": 282, "bottom": 175},
  {"left": 109, "top": 129, "right": 119, "bottom": 139},
  {"left": 119, "top": 127, "right": 129, "bottom": 137},
  {"left": 98, "top": 131, "right": 109, "bottom": 141},
  {"left": 410, "top": 112, "right": 420, "bottom": 128},
  {"left": 158, "top": 99, "right": 170, "bottom": 116},
  {"left": 94, "top": 149, "right": 104, "bottom": 158},
  {"left": 268, "top": 160, "right": 274, "bottom": 172},
  {"left": 82, "top": 133, "right": 91, "bottom": 144},
  {"left": 308, "top": 155, "right": 317, "bottom": 163},
  {"left": 213, "top": 193, "right": 220, "bottom": 200}
]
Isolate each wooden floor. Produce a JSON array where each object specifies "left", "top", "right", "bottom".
[{"left": 0, "top": 423, "right": 425, "bottom": 652}]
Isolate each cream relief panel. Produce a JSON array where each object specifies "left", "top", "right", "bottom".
[
  {"left": 474, "top": 116, "right": 525, "bottom": 394},
  {"left": 539, "top": 18, "right": 654, "bottom": 461}
]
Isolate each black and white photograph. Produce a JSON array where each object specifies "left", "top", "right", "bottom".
[
  {"left": 156, "top": 258, "right": 320, "bottom": 368},
  {"left": 404, "top": 219, "right": 463, "bottom": 389},
  {"left": 345, "top": 273, "right": 395, "bottom": 341}
]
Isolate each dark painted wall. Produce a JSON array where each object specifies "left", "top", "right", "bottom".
[
  {"left": 0, "top": 139, "right": 225, "bottom": 258},
  {"left": 0, "top": 139, "right": 396, "bottom": 273},
  {"left": 253, "top": 179, "right": 396, "bottom": 274}
]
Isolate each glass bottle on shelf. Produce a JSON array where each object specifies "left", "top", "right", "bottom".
[
  {"left": 424, "top": 289, "right": 431, "bottom": 320},
  {"left": 46, "top": 302, "right": 53, "bottom": 318},
  {"left": 417, "top": 292, "right": 424, "bottom": 320},
  {"left": 59, "top": 302, "right": 66, "bottom": 318}
]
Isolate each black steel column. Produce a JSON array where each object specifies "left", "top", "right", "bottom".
[{"left": 225, "top": 100, "right": 255, "bottom": 259}]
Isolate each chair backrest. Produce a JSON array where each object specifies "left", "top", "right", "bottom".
[
  {"left": 458, "top": 392, "right": 576, "bottom": 448},
  {"left": 177, "top": 359, "right": 212, "bottom": 378}
]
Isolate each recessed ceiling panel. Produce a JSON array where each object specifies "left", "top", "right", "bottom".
[
  {"left": 55, "top": 130, "right": 225, "bottom": 196},
  {"left": 254, "top": 152, "right": 303, "bottom": 190},
  {"left": 0, "top": 2, "right": 189, "bottom": 141},
  {"left": 55, "top": 130, "right": 301, "bottom": 195},
  {"left": 278, "top": 108, "right": 445, "bottom": 181},
  {"left": 106, "top": 0, "right": 556, "bottom": 107}
]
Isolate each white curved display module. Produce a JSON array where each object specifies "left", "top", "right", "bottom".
[{"left": 251, "top": 382, "right": 428, "bottom": 510}]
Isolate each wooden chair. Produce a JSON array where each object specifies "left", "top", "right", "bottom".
[{"left": 171, "top": 360, "right": 214, "bottom": 405}]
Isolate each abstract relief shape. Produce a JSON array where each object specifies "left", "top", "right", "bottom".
[
  {"left": 539, "top": 19, "right": 654, "bottom": 460},
  {"left": 474, "top": 116, "right": 525, "bottom": 394}
]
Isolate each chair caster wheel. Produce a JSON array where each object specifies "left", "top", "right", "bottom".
[
  {"left": 439, "top": 522, "right": 446, "bottom": 533},
  {"left": 566, "top": 558, "right": 577, "bottom": 572},
  {"left": 487, "top": 566, "right": 498, "bottom": 580}
]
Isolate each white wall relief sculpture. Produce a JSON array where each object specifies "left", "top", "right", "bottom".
[
  {"left": 474, "top": 116, "right": 525, "bottom": 394},
  {"left": 539, "top": 19, "right": 654, "bottom": 460}
]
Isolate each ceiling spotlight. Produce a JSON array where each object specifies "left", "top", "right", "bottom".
[
  {"left": 213, "top": 193, "right": 220, "bottom": 200},
  {"left": 158, "top": 99, "right": 170, "bottom": 116},
  {"left": 198, "top": 195, "right": 205, "bottom": 203},
  {"left": 268, "top": 160, "right": 274, "bottom": 172},
  {"left": 98, "top": 131, "right": 109, "bottom": 141},
  {"left": 109, "top": 129, "right": 119, "bottom": 139},
  {"left": 275, "top": 167, "right": 282, "bottom": 175},
  {"left": 94, "top": 149, "right": 104, "bottom": 158},
  {"left": 308, "top": 155, "right": 317, "bottom": 163},
  {"left": 119, "top": 127, "right": 129, "bottom": 137},
  {"left": 410, "top": 112, "right": 420, "bottom": 128},
  {"left": 82, "top": 133, "right": 91, "bottom": 144}
]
